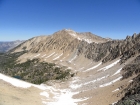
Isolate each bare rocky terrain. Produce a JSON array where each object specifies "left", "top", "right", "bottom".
[{"left": 0, "top": 29, "right": 140, "bottom": 105}]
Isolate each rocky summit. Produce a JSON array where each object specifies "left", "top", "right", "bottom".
[{"left": 0, "top": 29, "right": 140, "bottom": 105}]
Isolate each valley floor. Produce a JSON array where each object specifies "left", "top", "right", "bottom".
[
  {"left": 0, "top": 58, "right": 135, "bottom": 105},
  {"left": 0, "top": 72, "right": 128, "bottom": 105}
]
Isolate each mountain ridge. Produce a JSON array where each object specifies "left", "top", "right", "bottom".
[{"left": 0, "top": 29, "right": 140, "bottom": 105}]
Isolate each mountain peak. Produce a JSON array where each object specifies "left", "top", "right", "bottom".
[
  {"left": 59, "top": 29, "right": 77, "bottom": 37},
  {"left": 53, "top": 29, "right": 109, "bottom": 44}
]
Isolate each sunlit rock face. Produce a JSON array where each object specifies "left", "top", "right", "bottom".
[{"left": 0, "top": 30, "right": 140, "bottom": 105}]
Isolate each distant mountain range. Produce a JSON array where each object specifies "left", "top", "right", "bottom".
[
  {"left": 0, "top": 40, "right": 24, "bottom": 52},
  {"left": 0, "top": 29, "right": 140, "bottom": 105}
]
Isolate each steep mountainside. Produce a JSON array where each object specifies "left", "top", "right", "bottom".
[
  {"left": 11, "top": 29, "right": 109, "bottom": 53},
  {"left": 0, "top": 40, "right": 24, "bottom": 52},
  {"left": 0, "top": 29, "right": 140, "bottom": 105}
]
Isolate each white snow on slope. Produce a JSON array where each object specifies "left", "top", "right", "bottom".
[
  {"left": 84, "top": 62, "right": 102, "bottom": 72},
  {"left": 68, "top": 77, "right": 82, "bottom": 91},
  {"left": 99, "top": 76, "right": 122, "bottom": 87},
  {"left": 39, "top": 79, "right": 89, "bottom": 105},
  {"left": 77, "top": 37, "right": 93, "bottom": 43},
  {"left": 70, "top": 33, "right": 76, "bottom": 37},
  {"left": 112, "top": 68, "right": 122, "bottom": 76},
  {"left": 71, "top": 75, "right": 109, "bottom": 89},
  {"left": 0, "top": 73, "right": 88, "bottom": 105},
  {"left": 84, "top": 75, "right": 109, "bottom": 85},
  {"left": 112, "top": 88, "right": 119, "bottom": 92},
  {"left": 53, "top": 54, "right": 58, "bottom": 57},
  {"left": 41, "top": 54, "right": 46, "bottom": 58},
  {"left": 70, "top": 83, "right": 82, "bottom": 89},
  {"left": 40, "top": 91, "right": 49, "bottom": 98},
  {"left": 111, "top": 102, "right": 117, "bottom": 105},
  {"left": 0, "top": 73, "right": 46, "bottom": 90},
  {"left": 69, "top": 55, "right": 77, "bottom": 63},
  {"left": 67, "top": 67, "right": 73, "bottom": 69},
  {"left": 66, "top": 29, "right": 94, "bottom": 43},
  {"left": 98, "top": 59, "right": 120, "bottom": 71},
  {"left": 43, "top": 89, "right": 88, "bottom": 105},
  {"left": 45, "top": 52, "right": 55, "bottom": 59},
  {"left": 83, "top": 39, "right": 93, "bottom": 43},
  {"left": 53, "top": 53, "right": 63, "bottom": 60},
  {"left": 0, "top": 73, "right": 32, "bottom": 88},
  {"left": 34, "top": 54, "right": 40, "bottom": 58}
]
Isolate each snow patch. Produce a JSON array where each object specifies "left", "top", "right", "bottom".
[
  {"left": 98, "top": 59, "right": 120, "bottom": 71},
  {"left": 70, "top": 33, "right": 76, "bottom": 37},
  {"left": 41, "top": 54, "right": 46, "bottom": 58},
  {"left": 0, "top": 73, "right": 48, "bottom": 90},
  {"left": 70, "top": 84, "right": 82, "bottom": 89},
  {"left": 45, "top": 52, "right": 55, "bottom": 59},
  {"left": 83, "top": 39, "right": 93, "bottom": 43},
  {"left": 67, "top": 67, "right": 73, "bottom": 69},
  {"left": 83, "top": 75, "right": 109, "bottom": 86},
  {"left": 53, "top": 53, "right": 63, "bottom": 60},
  {"left": 112, "top": 88, "right": 119, "bottom": 92},
  {"left": 84, "top": 62, "right": 102, "bottom": 72},
  {"left": 44, "top": 89, "right": 88, "bottom": 105},
  {"left": 76, "top": 36, "right": 93, "bottom": 43},
  {"left": 41, "top": 85, "right": 89, "bottom": 105},
  {"left": 0, "top": 73, "right": 32, "bottom": 88},
  {"left": 69, "top": 55, "right": 77, "bottom": 62},
  {"left": 34, "top": 54, "right": 40, "bottom": 58},
  {"left": 111, "top": 101, "right": 117, "bottom": 105},
  {"left": 53, "top": 54, "right": 58, "bottom": 57},
  {"left": 33, "top": 84, "right": 48, "bottom": 90},
  {"left": 70, "top": 75, "right": 109, "bottom": 89},
  {"left": 40, "top": 91, "right": 49, "bottom": 98},
  {"left": 0, "top": 73, "right": 88, "bottom": 105},
  {"left": 99, "top": 76, "right": 122, "bottom": 87},
  {"left": 112, "top": 68, "right": 122, "bottom": 76}
]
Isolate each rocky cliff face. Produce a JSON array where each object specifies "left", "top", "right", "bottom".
[
  {"left": 1, "top": 29, "right": 140, "bottom": 105},
  {"left": 115, "top": 55, "right": 140, "bottom": 105},
  {"left": 77, "top": 33, "right": 140, "bottom": 63}
]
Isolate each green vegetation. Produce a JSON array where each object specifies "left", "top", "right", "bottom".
[{"left": 0, "top": 52, "right": 74, "bottom": 84}]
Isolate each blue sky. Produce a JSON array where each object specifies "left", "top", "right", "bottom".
[{"left": 0, "top": 0, "right": 140, "bottom": 41}]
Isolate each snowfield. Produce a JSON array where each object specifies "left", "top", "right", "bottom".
[
  {"left": 0, "top": 58, "right": 123, "bottom": 105},
  {"left": 84, "top": 62, "right": 102, "bottom": 72},
  {"left": 98, "top": 59, "right": 120, "bottom": 71},
  {"left": 0, "top": 73, "right": 88, "bottom": 105}
]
